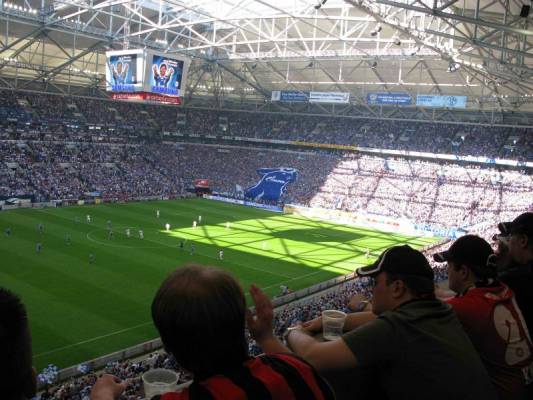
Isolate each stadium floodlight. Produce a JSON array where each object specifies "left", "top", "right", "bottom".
[
  {"left": 314, "top": 0, "right": 327, "bottom": 10},
  {"left": 408, "top": 46, "right": 419, "bottom": 56},
  {"left": 371, "top": 60, "right": 378, "bottom": 69},
  {"left": 370, "top": 24, "right": 382, "bottom": 36},
  {"left": 447, "top": 61, "right": 459, "bottom": 73}
]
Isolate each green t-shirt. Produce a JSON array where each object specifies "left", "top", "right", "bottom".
[{"left": 342, "top": 299, "right": 498, "bottom": 400}]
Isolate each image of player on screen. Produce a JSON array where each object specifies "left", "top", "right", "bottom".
[
  {"left": 152, "top": 62, "right": 174, "bottom": 87},
  {"left": 111, "top": 62, "right": 129, "bottom": 85}
]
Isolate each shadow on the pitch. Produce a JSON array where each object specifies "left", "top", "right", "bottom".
[{"left": 270, "top": 228, "right": 366, "bottom": 243}]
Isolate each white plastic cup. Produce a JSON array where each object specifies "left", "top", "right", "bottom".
[
  {"left": 142, "top": 368, "right": 179, "bottom": 399},
  {"left": 322, "top": 310, "right": 347, "bottom": 341}
]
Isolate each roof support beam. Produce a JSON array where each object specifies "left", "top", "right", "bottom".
[
  {"left": 19, "top": 40, "right": 106, "bottom": 88},
  {"left": 0, "top": 25, "right": 44, "bottom": 55},
  {"left": 375, "top": 0, "right": 533, "bottom": 37}
]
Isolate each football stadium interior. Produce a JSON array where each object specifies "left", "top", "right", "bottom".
[{"left": 0, "top": 0, "right": 532, "bottom": 399}]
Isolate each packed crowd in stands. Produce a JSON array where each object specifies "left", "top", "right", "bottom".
[
  {"left": 0, "top": 89, "right": 531, "bottom": 160},
  {"left": 309, "top": 154, "right": 532, "bottom": 230},
  {"left": 1, "top": 140, "right": 530, "bottom": 232}
]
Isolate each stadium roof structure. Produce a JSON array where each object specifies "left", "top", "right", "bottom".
[{"left": 2, "top": 0, "right": 533, "bottom": 125}]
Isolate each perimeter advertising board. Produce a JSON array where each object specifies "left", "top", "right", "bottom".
[
  {"left": 366, "top": 92, "right": 412, "bottom": 106},
  {"left": 416, "top": 95, "right": 467, "bottom": 109},
  {"left": 309, "top": 91, "right": 350, "bottom": 104},
  {"left": 272, "top": 91, "right": 349, "bottom": 104},
  {"left": 271, "top": 91, "right": 309, "bottom": 102}
]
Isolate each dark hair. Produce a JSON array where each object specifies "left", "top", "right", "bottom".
[
  {"left": 0, "top": 288, "right": 35, "bottom": 400},
  {"left": 449, "top": 258, "right": 498, "bottom": 281},
  {"left": 386, "top": 273, "right": 435, "bottom": 299},
  {"left": 151, "top": 264, "right": 248, "bottom": 378}
]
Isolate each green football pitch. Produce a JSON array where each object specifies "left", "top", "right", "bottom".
[{"left": 0, "top": 198, "right": 439, "bottom": 370}]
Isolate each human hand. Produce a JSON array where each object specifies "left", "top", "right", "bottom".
[
  {"left": 90, "top": 374, "right": 128, "bottom": 400},
  {"left": 300, "top": 316, "right": 322, "bottom": 333},
  {"left": 347, "top": 294, "right": 368, "bottom": 312},
  {"left": 246, "top": 284, "right": 274, "bottom": 342}
]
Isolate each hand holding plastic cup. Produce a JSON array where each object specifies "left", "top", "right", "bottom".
[
  {"left": 142, "top": 368, "right": 179, "bottom": 399},
  {"left": 322, "top": 310, "right": 347, "bottom": 341}
]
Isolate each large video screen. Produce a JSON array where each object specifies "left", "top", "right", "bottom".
[
  {"left": 105, "top": 50, "right": 144, "bottom": 92},
  {"left": 148, "top": 54, "right": 186, "bottom": 97}
]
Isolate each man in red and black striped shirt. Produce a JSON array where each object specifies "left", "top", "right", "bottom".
[{"left": 90, "top": 264, "right": 333, "bottom": 400}]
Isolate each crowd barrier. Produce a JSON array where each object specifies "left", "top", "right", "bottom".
[
  {"left": 1, "top": 194, "right": 193, "bottom": 212},
  {"left": 39, "top": 338, "right": 163, "bottom": 389}
]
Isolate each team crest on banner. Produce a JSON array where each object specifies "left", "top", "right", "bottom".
[{"left": 244, "top": 168, "right": 298, "bottom": 202}]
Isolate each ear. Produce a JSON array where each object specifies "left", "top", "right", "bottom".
[
  {"left": 517, "top": 234, "right": 529, "bottom": 250},
  {"left": 390, "top": 279, "right": 408, "bottom": 299},
  {"left": 456, "top": 264, "right": 470, "bottom": 280}
]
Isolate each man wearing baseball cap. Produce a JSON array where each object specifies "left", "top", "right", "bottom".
[
  {"left": 495, "top": 212, "right": 533, "bottom": 396},
  {"left": 273, "top": 245, "right": 498, "bottom": 400},
  {"left": 434, "top": 235, "right": 532, "bottom": 400}
]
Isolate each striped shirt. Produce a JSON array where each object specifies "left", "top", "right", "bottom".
[{"left": 152, "top": 353, "right": 334, "bottom": 400}]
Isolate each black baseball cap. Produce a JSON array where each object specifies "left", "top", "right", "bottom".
[
  {"left": 498, "top": 212, "right": 533, "bottom": 238},
  {"left": 357, "top": 245, "right": 434, "bottom": 281},
  {"left": 433, "top": 234, "right": 494, "bottom": 270}
]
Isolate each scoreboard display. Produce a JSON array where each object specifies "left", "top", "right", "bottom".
[
  {"left": 105, "top": 49, "right": 144, "bottom": 93},
  {"left": 105, "top": 49, "right": 190, "bottom": 104},
  {"left": 148, "top": 54, "right": 185, "bottom": 97}
]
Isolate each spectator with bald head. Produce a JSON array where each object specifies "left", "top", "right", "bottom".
[{"left": 0, "top": 288, "right": 37, "bottom": 400}]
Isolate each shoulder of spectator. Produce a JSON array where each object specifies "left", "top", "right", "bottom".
[{"left": 344, "top": 311, "right": 377, "bottom": 331}]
